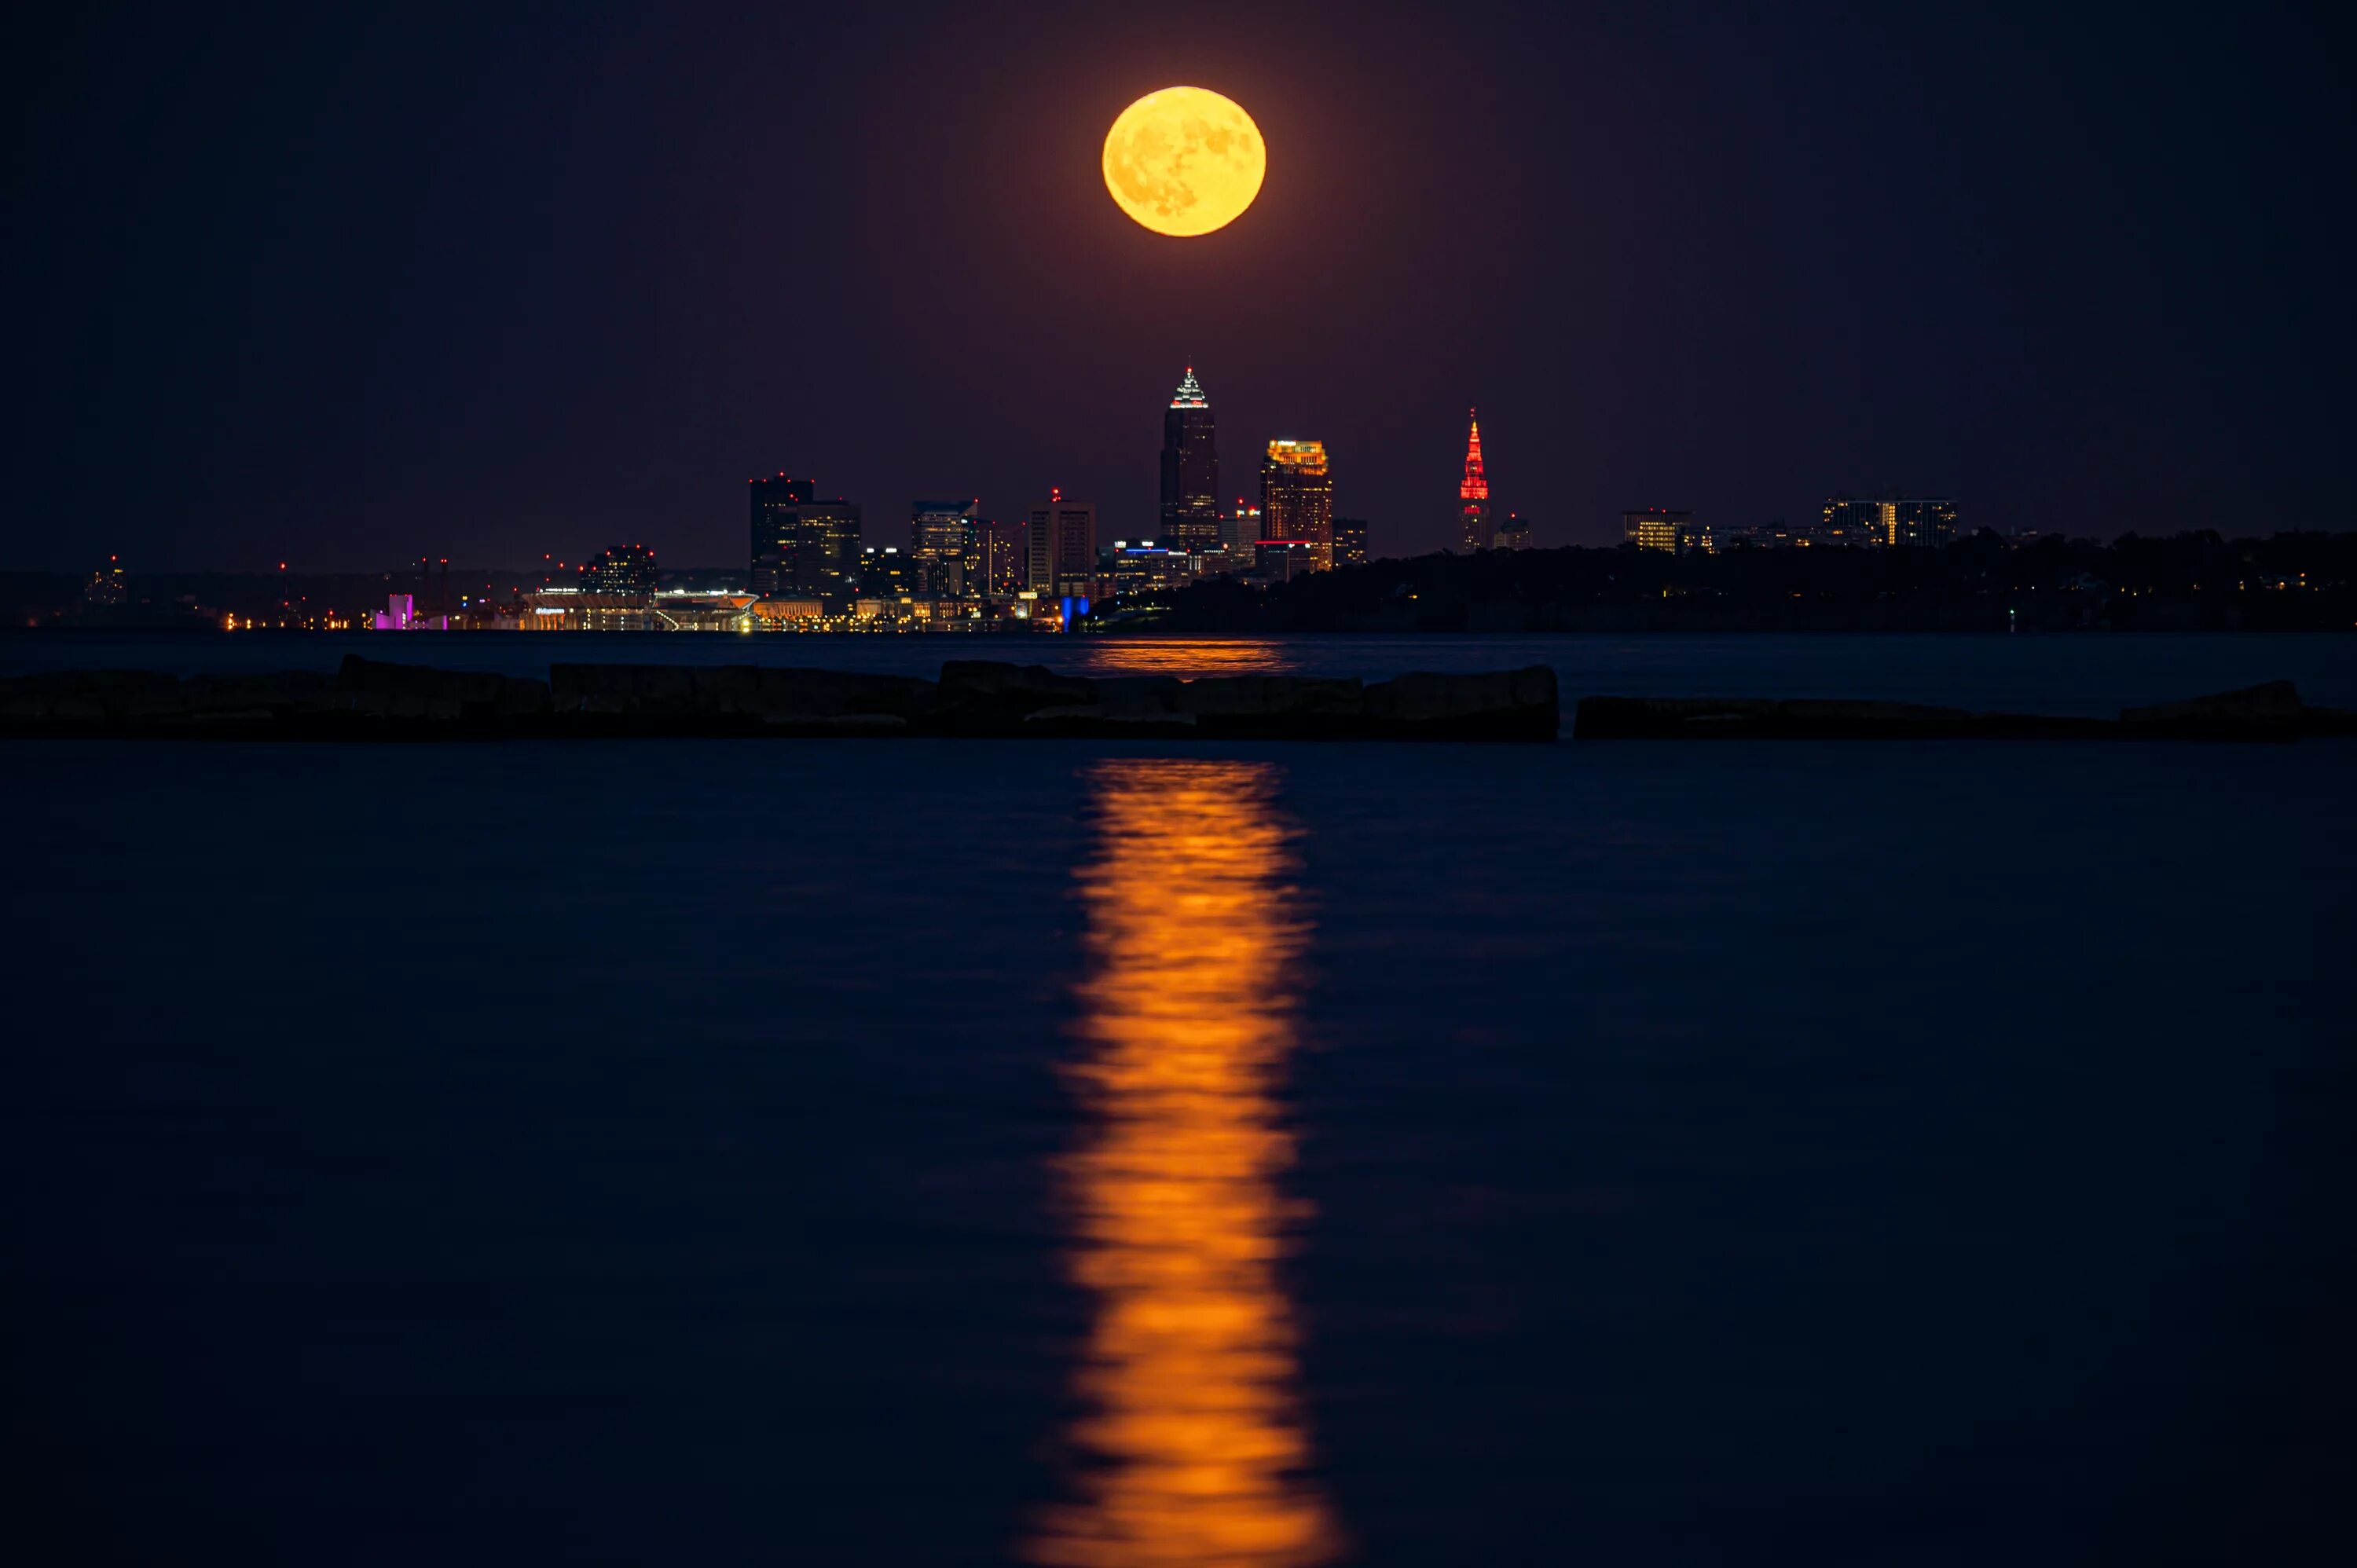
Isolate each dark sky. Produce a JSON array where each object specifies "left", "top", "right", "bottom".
[{"left": 5, "top": 0, "right": 2350, "bottom": 571}]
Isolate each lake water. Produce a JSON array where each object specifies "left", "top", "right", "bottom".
[{"left": 5, "top": 633, "right": 2352, "bottom": 1564}]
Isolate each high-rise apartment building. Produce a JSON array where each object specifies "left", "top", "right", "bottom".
[
  {"left": 581, "top": 544, "right": 658, "bottom": 595},
  {"left": 1494, "top": 513, "right": 1530, "bottom": 551},
  {"left": 1458, "top": 412, "right": 1493, "bottom": 551},
  {"left": 1261, "top": 441, "right": 1333, "bottom": 570},
  {"left": 749, "top": 474, "right": 862, "bottom": 604},
  {"left": 1624, "top": 508, "right": 1690, "bottom": 553},
  {"left": 1332, "top": 517, "right": 1368, "bottom": 567},
  {"left": 1820, "top": 496, "right": 1962, "bottom": 548},
  {"left": 909, "top": 499, "right": 979, "bottom": 598},
  {"left": 975, "top": 514, "right": 1027, "bottom": 597},
  {"left": 1159, "top": 367, "right": 1221, "bottom": 555},
  {"left": 1027, "top": 489, "right": 1098, "bottom": 595}
]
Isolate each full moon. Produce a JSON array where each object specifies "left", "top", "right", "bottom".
[{"left": 1102, "top": 86, "right": 1265, "bottom": 237}]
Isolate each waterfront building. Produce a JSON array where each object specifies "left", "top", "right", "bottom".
[
  {"left": 1624, "top": 509, "right": 1689, "bottom": 553},
  {"left": 1215, "top": 503, "right": 1262, "bottom": 573},
  {"left": 1027, "top": 489, "right": 1098, "bottom": 597},
  {"left": 1159, "top": 367, "right": 1221, "bottom": 555},
  {"left": 1261, "top": 441, "right": 1333, "bottom": 570},
  {"left": 856, "top": 545, "right": 915, "bottom": 604},
  {"left": 1101, "top": 541, "right": 1192, "bottom": 599},
  {"left": 975, "top": 514, "right": 1027, "bottom": 598},
  {"left": 750, "top": 474, "right": 816, "bottom": 595},
  {"left": 1493, "top": 513, "right": 1530, "bottom": 551},
  {"left": 581, "top": 544, "right": 658, "bottom": 595},
  {"left": 1332, "top": 517, "right": 1368, "bottom": 567},
  {"left": 1255, "top": 540, "right": 1321, "bottom": 583},
  {"left": 1458, "top": 412, "right": 1493, "bottom": 551},
  {"left": 1820, "top": 496, "right": 1960, "bottom": 548},
  {"left": 748, "top": 474, "right": 861, "bottom": 604},
  {"left": 910, "top": 499, "right": 980, "bottom": 598}
]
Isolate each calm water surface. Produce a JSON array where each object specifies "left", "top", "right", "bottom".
[{"left": 4, "top": 635, "right": 2352, "bottom": 1565}]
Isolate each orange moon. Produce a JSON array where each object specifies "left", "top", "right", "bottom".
[{"left": 1102, "top": 87, "right": 1266, "bottom": 237}]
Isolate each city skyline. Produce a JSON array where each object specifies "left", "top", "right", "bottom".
[{"left": 8, "top": 3, "right": 2345, "bottom": 574}]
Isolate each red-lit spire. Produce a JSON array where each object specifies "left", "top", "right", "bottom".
[{"left": 1460, "top": 408, "right": 1488, "bottom": 503}]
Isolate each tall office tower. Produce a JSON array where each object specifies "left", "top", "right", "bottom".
[
  {"left": 750, "top": 474, "right": 816, "bottom": 595},
  {"left": 1332, "top": 517, "right": 1368, "bottom": 567},
  {"left": 975, "top": 514, "right": 1027, "bottom": 596},
  {"left": 581, "top": 544, "right": 658, "bottom": 595},
  {"left": 1261, "top": 441, "right": 1334, "bottom": 570},
  {"left": 1217, "top": 503, "right": 1262, "bottom": 573},
  {"left": 791, "top": 500, "right": 863, "bottom": 605},
  {"left": 1624, "top": 508, "right": 1689, "bottom": 552},
  {"left": 1493, "top": 513, "right": 1531, "bottom": 551},
  {"left": 1027, "top": 489, "right": 1098, "bottom": 595},
  {"left": 909, "top": 499, "right": 980, "bottom": 597},
  {"left": 1159, "top": 367, "right": 1221, "bottom": 555},
  {"left": 1458, "top": 411, "right": 1493, "bottom": 551}
]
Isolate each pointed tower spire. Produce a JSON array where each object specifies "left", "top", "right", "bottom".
[
  {"left": 1458, "top": 408, "right": 1494, "bottom": 551},
  {"left": 1460, "top": 408, "right": 1489, "bottom": 502},
  {"left": 1171, "top": 365, "right": 1208, "bottom": 408}
]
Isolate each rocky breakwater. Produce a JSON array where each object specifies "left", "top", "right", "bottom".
[
  {"left": 0, "top": 657, "right": 1560, "bottom": 742},
  {"left": 1574, "top": 680, "right": 2355, "bottom": 742}
]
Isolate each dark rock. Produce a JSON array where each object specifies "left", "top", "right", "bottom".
[
  {"left": 936, "top": 661, "right": 1098, "bottom": 731},
  {"left": 548, "top": 662, "right": 694, "bottom": 717},
  {"left": 1023, "top": 703, "right": 1200, "bottom": 736},
  {"left": 1365, "top": 667, "right": 1559, "bottom": 739},
  {"left": 1573, "top": 695, "right": 2118, "bottom": 740},
  {"left": 1168, "top": 675, "right": 1366, "bottom": 738},
  {"left": 754, "top": 666, "right": 937, "bottom": 721},
  {"left": 0, "top": 669, "right": 181, "bottom": 725},
  {"left": 338, "top": 656, "right": 549, "bottom": 724},
  {"left": 2121, "top": 680, "right": 2304, "bottom": 739},
  {"left": 2301, "top": 704, "right": 2357, "bottom": 738}
]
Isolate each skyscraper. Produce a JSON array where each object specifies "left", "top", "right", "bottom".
[
  {"left": 750, "top": 474, "right": 816, "bottom": 595},
  {"left": 1260, "top": 441, "right": 1333, "bottom": 570},
  {"left": 1028, "top": 489, "right": 1098, "bottom": 595},
  {"left": 975, "top": 514, "right": 1027, "bottom": 597},
  {"left": 1159, "top": 367, "right": 1220, "bottom": 555},
  {"left": 1458, "top": 411, "right": 1493, "bottom": 552},
  {"left": 910, "top": 499, "right": 980, "bottom": 598},
  {"left": 1493, "top": 513, "right": 1531, "bottom": 551},
  {"left": 1332, "top": 517, "right": 1368, "bottom": 567},
  {"left": 749, "top": 474, "right": 862, "bottom": 605}
]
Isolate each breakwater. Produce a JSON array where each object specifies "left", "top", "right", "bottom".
[{"left": 0, "top": 656, "right": 1562, "bottom": 741}]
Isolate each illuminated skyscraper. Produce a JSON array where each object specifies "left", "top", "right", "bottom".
[
  {"left": 1260, "top": 441, "right": 1333, "bottom": 570},
  {"left": 1028, "top": 489, "right": 1098, "bottom": 595},
  {"left": 749, "top": 474, "right": 815, "bottom": 595},
  {"left": 975, "top": 514, "right": 1027, "bottom": 597},
  {"left": 1159, "top": 367, "right": 1221, "bottom": 555},
  {"left": 909, "top": 499, "right": 980, "bottom": 597},
  {"left": 1458, "top": 411, "right": 1493, "bottom": 551},
  {"left": 749, "top": 474, "right": 861, "bottom": 604}
]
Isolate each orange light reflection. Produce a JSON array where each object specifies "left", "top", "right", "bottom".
[
  {"left": 1028, "top": 760, "right": 1342, "bottom": 1568},
  {"left": 1072, "top": 640, "right": 1303, "bottom": 678}
]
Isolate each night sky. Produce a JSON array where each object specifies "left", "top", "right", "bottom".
[{"left": 6, "top": 0, "right": 2350, "bottom": 572}]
